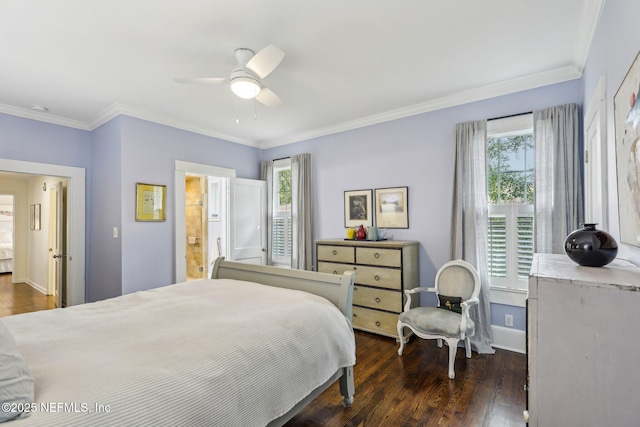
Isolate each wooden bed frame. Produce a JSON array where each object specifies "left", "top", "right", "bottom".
[{"left": 211, "top": 258, "right": 356, "bottom": 426}]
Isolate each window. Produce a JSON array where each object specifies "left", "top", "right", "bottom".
[
  {"left": 486, "top": 114, "right": 534, "bottom": 306},
  {"left": 271, "top": 159, "right": 292, "bottom": 266}
]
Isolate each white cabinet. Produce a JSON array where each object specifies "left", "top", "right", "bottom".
[{"left": 527, "top": 254, "right": 640, "bottom": 426}]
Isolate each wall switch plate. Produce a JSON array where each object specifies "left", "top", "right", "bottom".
[
  {"left": 113, "top": 227, "right": 119, "bottom": 238},
  {"left": 505, "top": 314, "right": 514, "bottom": 327}
]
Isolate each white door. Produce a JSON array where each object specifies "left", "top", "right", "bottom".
[
  {"left": 228, "top": 178, "right": 267, "bottom": 265},
  {"left": 48, "top": 181, "right": 64, "bottom": 307}
]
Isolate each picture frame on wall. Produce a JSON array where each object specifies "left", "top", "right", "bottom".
[
  {"left": 614, "top": 51, "right": 640, "bottom": 248},
  {"left": 29, "top": 204, "right": 41, "bottom": 230},
  {"left": 344, "top": 189, "right": 373, "bottom": 227},
  {"left": 135, "top": 183, "right": 167, "bottom": 222},
  {"left": 375, "top": 186, "right": 409, "bottom": 228}
]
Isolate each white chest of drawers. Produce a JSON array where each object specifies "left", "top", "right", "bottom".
[{"left": 316, "top": 239, "right": 419, "bottom": 339}]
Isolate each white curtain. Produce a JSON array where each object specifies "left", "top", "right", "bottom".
[
  {"left": 451, "top": 120, "right": 494, "bottom": 354},
  {"left": 534, "top": 103, "right": 583, "bottom": 254},
  {"left": 291, "top": 153, "right": 313, "bottom": 270},
  {"left": 260, "top": 159, "right": 274, "bottom": 266}
]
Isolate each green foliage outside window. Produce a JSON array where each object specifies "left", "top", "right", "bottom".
[
  {"left": 277, "top": 168, "right": 292, "bottom": 211},
  {"left": 487, "top": 135, "right": 535, "bottom": 204}
]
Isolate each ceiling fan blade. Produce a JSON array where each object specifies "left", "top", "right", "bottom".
[
  {"left": 174, "top": 77, "right": 226, "bottom": 85},
  {"left": 255, "top": 87, "right": 283, "bottom": 109},
  {"left": 246, "top": 45, "right": 285, "bottom": 79}
]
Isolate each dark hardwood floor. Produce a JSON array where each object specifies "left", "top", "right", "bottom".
[
  {"left": 286, "top": 331, "right": 526, "bottom": 427},
  {"left": 0, "top": 272, "right": 56, "bottom": 317}
]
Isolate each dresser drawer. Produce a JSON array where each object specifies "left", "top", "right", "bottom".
[
  {"left": 352, "top": 306, "right": 398, "bottom": 337},
  {"left": 317, "top": 245, "right": 355, "bottom": 263},
  {"left": 356, "top": 247, "right": 401, "bottom": 267},
  {"left": 353, "top": 286, "right": 401, "bottom": 313},
  {"left": 353, "top": 265, "right": 401, "bottom": 290},
  {"left": 317, "top": 261, "right": 356, "bottom": 275}
]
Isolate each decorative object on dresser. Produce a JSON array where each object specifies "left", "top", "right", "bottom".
[
  {"left": 374, "top": 186, "right": 408, "bottom": 228},
  {"left": 397, "top": 259, "right": 480, "bottom": 379},
  {"left": 344, "top": 189, "right": 373, "bottom": 227},
  {"left": 316, "top": 239, "right": 419, "bottom": 340},
  {"left": 526, "top": 254, "right": 640, "bottom": 426},
  {"left": 563, "top": 223, "right": 618, "bottom": 266}
]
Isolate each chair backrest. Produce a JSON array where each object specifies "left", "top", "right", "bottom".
[{"left": 435, "top": 259, "right": 480, "bottom": 301}]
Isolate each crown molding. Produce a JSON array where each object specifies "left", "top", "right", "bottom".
[
  {"left": 258, "top": 66, "right": 582, "bottom": 149},
  {"left": 0, "top": 103, "right": 89, "bottom": 130},
  {"left": 2, "top": 65, "right": 582, "bottom": 150},
  {"left": 571, "top": 0, "right": 605, "bottom": 73},
  {"left": 87, "top": 103, "right": 260, "bottom": 148}
]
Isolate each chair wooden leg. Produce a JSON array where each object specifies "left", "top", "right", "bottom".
[
  {"left": 446, "top": 338, "right": 459, "bottom": 379},
  {"left": 465, "top": 336, "right": 472, "bottom": 358}
]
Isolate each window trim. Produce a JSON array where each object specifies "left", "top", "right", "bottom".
[
  {"left": 487, "top": 114, "right": 533, "bottom": 308},
  {"left": 271, "top": 159, "right": 292, "bottom": 267}
]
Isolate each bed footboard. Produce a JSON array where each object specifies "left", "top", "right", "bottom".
[{"left": 211, "top": 257, "right": 354, "bottom": 319}]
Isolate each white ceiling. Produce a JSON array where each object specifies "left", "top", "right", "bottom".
[{"left": 0, "top": 1, "right": 603, "bottom": 149}]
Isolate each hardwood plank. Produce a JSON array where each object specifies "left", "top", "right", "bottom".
[
  {"left": 0, "top": 273, "right": 56, "bottom": 317},
  {"left": 285, "top": 332, "right": 526, "bottom": 427}
]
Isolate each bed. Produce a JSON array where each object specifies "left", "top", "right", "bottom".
[
  {"left": 0, "top": 229, "right": 13, "bottom": 273},
  {"left": 0, "top": 258, "right": 356, "bottom": 426}
]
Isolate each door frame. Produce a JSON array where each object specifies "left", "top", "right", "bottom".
[
  {"left": 0, "top": 158, "right": 85, "bottom": 306},
  {"left": 583, "top": 76, "right": 608, "bottom": 228},
  {"left": 174, "top": 160, "right": 235, "bottom": 283}
]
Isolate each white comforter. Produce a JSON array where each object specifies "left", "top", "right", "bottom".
[
  {"left": 0, "top": 242, "right": 12, "bottom": 260},
  {"left": 3, "top": 279, "right": 356, "bottom": 426}
]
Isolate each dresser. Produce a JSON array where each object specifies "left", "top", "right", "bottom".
[
  {"left": 527, "top": 253, "right": 640, "bottom": 426},
  {"left": 316, "top": 239, "right": 419, "bottom": 340}
]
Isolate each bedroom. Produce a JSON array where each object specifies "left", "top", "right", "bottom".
[{"left": 0, "top": 0, "right": 639, "bottom": 425}]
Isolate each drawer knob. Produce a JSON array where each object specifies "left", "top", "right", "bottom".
[
  {"left": 375, "top": 321, "right": 381, "bottom": 327},
  {"left": 375, "top": 297, "right": 381, "bottom": 303},
  {"left": 374, "top": 275, "right": 380, "bottom": 281},
  {"left": 333, "top": 271, "right": 338, "bottom": 275},
  {"left": 332, "top": 250, "right": 337, "bottom": 255},
  {"left": 375, "top": 253, "right": 380, "bottom": 258},
  {"left": 353, "top": 313, "right": 357, "bottom": 317}
]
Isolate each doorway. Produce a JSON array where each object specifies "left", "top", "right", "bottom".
[
  {"left": 0, "top": 158, "right": 85, "bottom": 307},
  {"left": 184, "top": 174, "right": 229, "bottom": 281}
]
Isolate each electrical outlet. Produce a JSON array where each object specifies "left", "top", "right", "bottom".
[{"left": 505, "top": 314, "right": 514, "bottom": 327}]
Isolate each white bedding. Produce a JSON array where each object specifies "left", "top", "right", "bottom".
[
  {"left": 0, "top": 243, "right": 12, "bottom": 261},
  {"left": 2, "top": 278, "right": 356, "bottom": 426}
]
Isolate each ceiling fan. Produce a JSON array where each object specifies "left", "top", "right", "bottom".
[{"left": 175, "top": 45, "right": 285, "bottom": 108}]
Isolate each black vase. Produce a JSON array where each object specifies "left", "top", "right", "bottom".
[{"left": 564, "top": 223, "right": 618, "bottom": 267}]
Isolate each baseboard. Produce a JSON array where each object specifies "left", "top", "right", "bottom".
[
  {"left": 24, "top": 279, "right": 48, "bottom": 295},
  {"left": 491, "top": 325, "right": 526, "bottom": 354}
]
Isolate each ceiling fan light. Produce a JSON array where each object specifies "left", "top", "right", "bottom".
[{"left": 230, "top": 77, "right": 261, "bottom": 99}]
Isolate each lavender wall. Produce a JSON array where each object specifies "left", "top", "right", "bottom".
[
  {"left": 0, "top": 112, "right": 92, "bottom": 297},
  {"left": 89, "top": 117, "right": 123, "bottom": 302},
  {"left": 582, "top": 0, "right": 640, "bottom": 266},
  {"left": 118, "top": 116, "right": 260, "bottom": 294},
  {"left": 262, "top": 80, "right": 583, "bottom": 331}
]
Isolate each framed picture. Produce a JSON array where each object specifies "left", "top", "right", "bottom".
[
  {"left": 614, "top": 51, "right": 640, "bottom": 247},
  {"left": 29, "top": 204, "right": 41, "bottom": 230},
  {"left": 375, "top": 186, "right": 409, "bottom": 228},
  {"left": 344, "top": 189, "right": 373, "bottom": 227},
  {"left": 136, "top": 183, "right": 166, "bottom": 222}
]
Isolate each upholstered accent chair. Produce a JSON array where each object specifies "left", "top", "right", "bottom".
[{"left": 397, "top": 259, "right": 480, "bottom": 379}]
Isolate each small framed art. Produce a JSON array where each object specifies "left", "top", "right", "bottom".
[
  {"left": 136, "top": 183, "right": 166, "bottom": 222},
  {"left": 375, "top": 186, "right": 408, "bottom": 228},
  {"left": 344, "top": 189, "right": 373, "bottom": 227}
]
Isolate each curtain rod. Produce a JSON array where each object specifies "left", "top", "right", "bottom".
[
  {"left": 273, "top": 156, "right": 290, "bottom": 161},
  {"left": 488, "top": 111, "right": 532, "bottom": 121}
]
